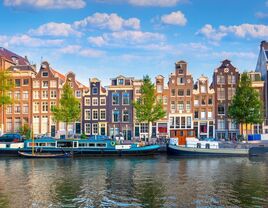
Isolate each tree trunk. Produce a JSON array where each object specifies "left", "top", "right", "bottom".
[
  {"left": 245, "top": 123, "right": 248, "bottom": 142},
  {"left": 148, "top": 121, "right": 151, "bottom": 143},
  {"left": 65, "top": 122, "right": 68, "bottom": 139},
  {"left": 241, "top": 123, "right": 244, "bottom": 140}
]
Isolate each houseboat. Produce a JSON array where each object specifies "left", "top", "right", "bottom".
[
  {"left": 0, "top": 142, "right": 24, "bottom": 156},
  {"left": 1, "top": 138, "right": 160, "bottom": 157},
  {"left": 167, "top": 138, "right": 249, "bottom": 157}
]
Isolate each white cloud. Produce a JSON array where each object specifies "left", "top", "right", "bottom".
[
  {"left": 220, "top": 24, "right": 268, "bottom": 38},
  {"left": 256, "top": 12, "right": 268, "bottom": 19},
  {"left": 128, "top": 0, "right": 181, "bottom": 7},
  {"left": 104, "top": 30, "right": 165, "bottom": 44},
  {"left": 212, "top": 51, "right": 256, "bottom": 59},
  {"left": 197, "top": 24, "right": 226, "bottom": 42},
  {"left": 0, "top": 34, "right": 63, "bottom": 47},
  {"left": 161, "top": 11, "right": 187, "bottom": 26},
  {"left": 29, "top": 22, "right": 81, "bottom": 37},
  {"left": 88, "top": 36, "right": 107, "bottom": 46},
  {"left": 198, "top": 23, "right": 268, "bottom": 42},
  {"left": 73, "top": 13, "right": 140, "bottom": 31},
  {"left": 59, "top": 45, "right": 105, "bottom": 57},
  {"left": 3, "top": 0, "right": 86, "bottom": 9}
]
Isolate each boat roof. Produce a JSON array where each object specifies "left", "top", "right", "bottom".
[{"left": 25, "top": 139, "right": 112, "bottom": 143}]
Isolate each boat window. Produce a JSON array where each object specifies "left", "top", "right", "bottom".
[
  {"left": 46, "top": 143, "right": 56, "bottom": 147},
  {"left": 79, "top": 143, "right": 87, "bottom": 147},
  {"left": 88, "top": 143, "right": 95, "bottom": 147},
  {"left": 205, "top": 143, "right": 210, "bottom": 149},
  {"left": 57, "top": 141, "right": 73, "bottom": 148},
  {"left": 96, "top": 143, "right": 106, "bottom": 147},
  {"left": 197, "top": 143, "right": 201, "bottom": 148}
]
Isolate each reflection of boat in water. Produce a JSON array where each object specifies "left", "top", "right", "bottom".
[
  {"left": 18, "top": 151, "right": 72, "bottom": 158},
  {"left": 1, "top": 138, "right": 160, "bottom": 157},
  {"left": 167, "top": 138, "right": 249, "bottom": 157}
]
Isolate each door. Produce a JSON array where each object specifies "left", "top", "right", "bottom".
[
  {"left": 100, "top": 127, "right": 105, "bottom": 135},
  {"left": 75, "top": 123, "right": 81, "bottom": 134}
]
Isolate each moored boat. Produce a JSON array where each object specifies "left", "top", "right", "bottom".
[
  {"left": 167, "top": 138, "right": 249, "bottom": 157},
  {"left": 18, "top": 151, "right": 72, "bottom": 158}
]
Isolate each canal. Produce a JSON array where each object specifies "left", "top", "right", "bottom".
[{"left": 0, "top": 156, "right": 267, "bottom": 207}]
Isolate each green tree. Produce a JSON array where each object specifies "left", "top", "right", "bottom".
[
  {"left": 228, "top": 72, "right": 263, "bottom": 137},
  {"left": 19, "top": 123, "right": 31, "bottom": 140},
  {"left": 133, "top": 75, "right": 166, "bottom": 142},
  {"left": 52, "top": 84, "right": 80, "bottom": 139},
  {"left": 0, "top": 70, "right": 13, "bottom": 134}
]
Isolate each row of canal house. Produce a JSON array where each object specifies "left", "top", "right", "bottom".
[{"left": 0, "top": 45, "right": 266, "bottom": 142}]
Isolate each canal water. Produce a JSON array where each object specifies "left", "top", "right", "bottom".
[{"left": 0, "top": 156, "right": 267, "bottom": 208}]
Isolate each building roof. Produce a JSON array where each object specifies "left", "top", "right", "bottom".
[
  {"left": 0, "top": 47, "right": 30, "bottom": 65},
  {"left": 9, "top": 65, "right": 36, "bottom": 73}
]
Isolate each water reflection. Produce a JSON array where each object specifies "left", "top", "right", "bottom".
[{"left": 0, "top": 156, "right": 267, "bottom": 208}]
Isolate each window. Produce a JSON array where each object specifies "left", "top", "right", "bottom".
[
  {"left": 42, "top": 91, "right": 48, "bottom": 99},
  {"left": 177, "top": 101, "right": 184, "bottom": 111},
  {"left": 163, "top": 96, "right": 168, "bottom": 104},
  {"left": 186, "top": 89, "right": 191, "bottom": 96},
  {"left": 92, "top": 123, "right": 98, "bottom": 135},
  {"left": 14, "top": 105, "right": 20, "bottom": 113},
  {"left": 33, "top": 91, "right": 39, "bottom": 99},
  {"left": 100, "top": 97, "right": 106, "bottom": 105},
  {"left": 217, "top": 88, "right": 225, "bottom": 100},
  {"left": 141, "top": 123, "right": 148, "bottom": 133},
  {"left": 194, "top": 110, "right": 199, "bottom": 119},
  {"left": 171, "top": 89, "right": 175, "bottom": 96},
  {"left": 100, "top": 109, "right": 106, "bottom": 120},
  {"left": 6, "top": 118, "right": 12, "bottom": 132},
  {"left": 218, "top": 104, "right": 225, "bottom": 115},
  {"left": 122, "top": 92, "right": 130, "bottom": 105},
  {"left": 84, "top": 110, "right": 91, "bottom": 120},
  {"left": 50, "top": 90, "right": 57, "bottom": 98},
  {"left": 125, "top": 79, "right": 131, "bottom": 85},
  {"left": 85, "top": 98, "right": 91, "bottom": 106},
  {"left": 228, "top": 88, "right": 236, "bottom": 100},
  {"left": 208, "top": 111, "right": 212, "bottom": 119},
  {"left": 229, "top": 120, "right": 237, "bottom": 130},
  {"left": 178, "top": 69, "right": 183, "bottom": 74},
  {"left": 92, "top": 98, "right": 98, "bottom": 106},
  {"left": 113, "top": 110, "right": 119, "bottom": 122},
  {"left": 6, "top": 105, "right": 12, "bottom": 114},
  {"left": 181, "top": 117, "right": 185, "bottom": 128},
  {"left": 14, "top": 91, "right": 20, "bottom": 99},
  {"left": 175, "top": 117, "right": 180, "bottom": 128},
  {"left": 218, "top": 119, "right": 225, "bottom": 130},
  {"left": 187, "top": 117, "right": 191, "bottom": 128},
  {"left": 7, "top": 91, "right": 12, "bottom": 98},
  {"left": 33, "top": 102, "right": 39, "bottom": 113},
  {"left": 178, "top": 90, "right": 184, "bottom": 96},
  {"left": 118, "top": 79, "right": 124, "bottom": 85},
  {"left": 171, "top": 101, "right": 175, "bottom": 111},
  {"left": 42, "top": 102, "right": 48, "bottom": 112},
  {"left": 201, "top": 85, "right": 206, "bottom": 93},
  {"left": 92, "top": 109, "right": 98, "bottom": 120},
  {"left": 50, "top": 101, "right": 56, "bottom": 110},
  {"left": 112, "top": 93, "right": 119, "bottom": 105},
  {"left": 177, "top": 77, "right": 184, "bottom": 84},
  {"left": 201, "top": 96, "right": 206, "bottom": 105},
  {"left": 169, "top": 117, "right": 175, "bottom": 128},
  {"left": 42, "top": 72, "right": 49, "bottom": 77},
  {"left": 42, "top": 81, "right": 49, "bottom": 88},
  {"left": 76, "top": 90, "right": 81, "bottom": 98},
  {"left": 208, "top": 96, "right": 213, "bottom": 105},
  {"left": 217, "top": 75, "right": 225, "bottom": 84},
  {"left": 33, "top": 81, "right": 40, "bottom": 88},
  {"left": 50, "top": 80, "right": 57, "bottom": 88},
  {"left": 23, "top": 104, "right": 28, "bottom": 113},
  {"left": 123, "top": 110, "right": 129, "bottom": 122},
  {"left": 228, "top": 75, "right": 236, "bottom": 84},
  {"left": 186, "top": 101, "right": 191, "bottom": 112},
  {"left": 194, "top": 96, "right": 199, "bottom": 106},
  {"left": 15, "top": 79, "right": 21, "bottom": 87},
  {"left": 157, "top": 85, "right": 163, "bottom": 93},
  {"left": 14, "top": 118, "right": 21, "bottom": 132},
  {"left": 201, "top": 110, "right": 206, "bottom": 119},
  {"left": 85, "top": 123, "right": 91, "bottom": 134},
  {"left": 22, "top": 91, "right": 29, "bottom": 100},
  {"left": 23, "top": 79, "right": 29, "bottom": 85}
]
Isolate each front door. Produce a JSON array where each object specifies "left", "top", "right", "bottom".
[
  {"left": 100, "top": 127, "right": 105, "bottom": 135},
  {"left": 75, "top": 123, "right": 81, "bottom": 134},
  {"left": 51, "top": 125, "right": 56, "bottom": 137}
]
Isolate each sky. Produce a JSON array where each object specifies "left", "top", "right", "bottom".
[{"left": 0, "top": 0, "right": 268, "bottom": 86}]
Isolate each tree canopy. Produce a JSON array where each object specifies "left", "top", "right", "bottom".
[
  {"left": 228, "top": 72, "right": 263, "bottom": 135},
  {"left": 52, "top": 84, "right": 80, "bottom": 138},
  {"left": 133, "top": 75, "right": 166, "bottom": 140}
]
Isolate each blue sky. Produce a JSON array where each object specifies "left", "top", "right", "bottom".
[{"left": 1, "top": 0, "right": 268, "bottom": 86}]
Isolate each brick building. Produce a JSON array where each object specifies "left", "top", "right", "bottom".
[
  {"left": 193, "top": 75, "right": 215, "bottom": 139},
  {"left": 107, "top": 75, "right": 134, "bottom": 140},
  {"left": 168, "top": 61, "right": 194, "bottom": 144},
  {"left": 82, "top": 78, "right": 108, "bottom": 136},
  {"left": 212, "top": 60, "right": 240, "bottom": 140}
]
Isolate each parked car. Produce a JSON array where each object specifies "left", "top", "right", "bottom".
[{"left": 0, "top": 133, "right": 22, "bottom": 142}]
